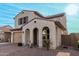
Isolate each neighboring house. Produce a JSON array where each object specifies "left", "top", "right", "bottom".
[
  {"left": 0, "top": 25, "right": 12, "bottom": 42},
  {"left": 10, "top": 10, "right": 67, "bottom": 49}
]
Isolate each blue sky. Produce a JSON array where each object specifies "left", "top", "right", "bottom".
[{"left": 0, "top": 3, "right": 79, "bottom": 33}]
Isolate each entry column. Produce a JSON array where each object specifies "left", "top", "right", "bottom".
[
  {"left": 30, "top": 29, "right": 33, "bottom": 45},
  {"left": 22, "top": 31, "right": 26, "bottom": 46},
  {"left": 38, "top": 28, "right": 42, "bottom": 48},
  {"left": 11, "top": 32, "right": 14, "bottom": 43}
]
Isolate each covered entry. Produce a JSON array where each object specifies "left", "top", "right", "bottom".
[{"left": 33, "top": 28, "right": 39, "bottom": 47}]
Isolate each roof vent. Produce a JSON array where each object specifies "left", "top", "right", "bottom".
[{"left": 34, "top": 21, "right": 36, "bottom": 23}]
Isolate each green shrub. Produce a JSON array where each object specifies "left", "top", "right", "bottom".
[{"left": 75, "top": 41, "right": 79, "bottom": 50}]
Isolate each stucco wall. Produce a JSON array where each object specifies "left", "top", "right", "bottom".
[
  {"left": 56, "top": 26, "right": 62, "bottom": 47},
  {"left": 49, "top": 15, "right": 67, "bottom": 34},
  {"left": 22, "top": 18, "right": 57, "bottom": 49}
]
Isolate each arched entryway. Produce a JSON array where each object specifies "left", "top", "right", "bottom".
[
  {"left": 42, "top": 27, "right": 50, "bottom": 48},
  {"left": 25, "top": 29, "right": 30, "bottom": 45},
  {"left": 33, "top": 28, "right": 39, "bottom": 47}
]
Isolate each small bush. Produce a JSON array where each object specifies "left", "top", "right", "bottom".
[
  {"left": 30, "top": 44, "right": 33, "bottom": 48},
  {"left": 78, "top": 44, "right": 79, "bottom": 48},
  {"left": 75, "top": 41, "right": 79, "bottom": 50},
  {"left": 77, "top": 43, "right": 79, "bottom": 48},
  {"left": 18, "top": 43, "right": 22, "bottom": 46}
]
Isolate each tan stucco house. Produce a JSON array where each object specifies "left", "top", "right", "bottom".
[{"left": 11, "top": 10, "right": 67, "bottom": 49}]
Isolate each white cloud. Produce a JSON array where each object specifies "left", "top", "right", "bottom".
[{"left": 65, "top": 4, "right": 78, "bottom": 16}]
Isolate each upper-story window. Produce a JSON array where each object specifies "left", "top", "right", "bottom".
[
  {"left": 19, "top": 18, "right": 22, "bottom": 25},
  {"left": 18, "top": 16, "right": 28, "bottom": 25},
  {"left": 23, "top": 16, "right": 28, "bottom": 24}
]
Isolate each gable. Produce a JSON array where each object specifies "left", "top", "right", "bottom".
[
  {"left": 14, "top": 11, "right": 34, "bottom": 19},
  {"left": 22, "top": 18, "right": 66, "bottom": 31},
  {"left": 22, "top": 18, "right": 55, "bottom": 30}
]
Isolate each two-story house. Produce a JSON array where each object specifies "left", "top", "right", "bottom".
[{"left": 10, "top": 10, "right": 67, "bottom": 49}]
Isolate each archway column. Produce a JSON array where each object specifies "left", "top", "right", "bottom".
[
  {"left": 30, "top": 29, "right": 33, "bottom": 45},
  {"left": 38, "top": 28, "right": 42, "bottom": 48},
  {"left": 50, "top": 27, "right": 57, "bottom": 49},
  {"left": 11, "top": 32, "right": 14, "bottom": 43}
]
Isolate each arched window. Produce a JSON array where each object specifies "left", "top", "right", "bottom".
[{"left": 42, "top": 27, "right": 50, "bottom": 47}]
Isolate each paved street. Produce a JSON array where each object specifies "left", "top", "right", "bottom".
[{"left": 0, "top": 43, "right": 78, "bottom": 56}]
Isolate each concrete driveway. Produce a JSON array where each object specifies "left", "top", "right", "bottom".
[{"left": 0, "top": 43, "right": 79, "bottom": 56}]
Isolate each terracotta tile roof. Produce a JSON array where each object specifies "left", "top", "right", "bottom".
[
  {"left": 10, "top": 28, "right": 22, "bottom": 31},
  {"left": 0, "top": 25, "right": 12, "bottom": 32},
  {"left": 55, "top": 21, "right": 66, "bottom": 30}
]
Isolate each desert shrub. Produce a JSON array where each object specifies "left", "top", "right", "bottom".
[
  {"left": 75, "top": 40, "right": 79, "bottom": 50},
  {"left": 18, "top": 43, "right": 22, "bottom": 46}
]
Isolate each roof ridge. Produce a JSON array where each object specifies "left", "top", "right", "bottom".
[{"left": 14, "top": 10, "right": 65, "bottom": 19}]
